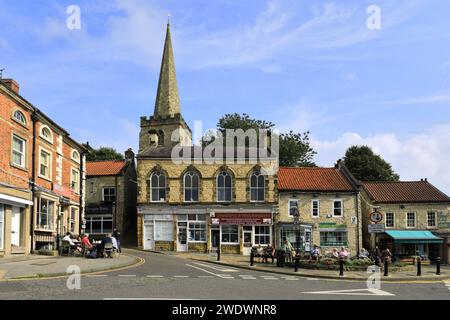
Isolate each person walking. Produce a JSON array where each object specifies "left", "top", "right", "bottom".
[{"left": 112, "top": 228, "right": 121, "bottom": 253}]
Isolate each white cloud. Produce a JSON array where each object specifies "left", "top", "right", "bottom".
[
  {"left": 311, "top": 124, "right": 450, "bottom": 195},
  {"left": 342, "top": 72, "right": 357, "bottom": 81}
]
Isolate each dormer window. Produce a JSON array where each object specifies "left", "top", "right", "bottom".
[
  {"left": 40, "top": 125, "right": 53, "bottom": 144},
  {"left": 13, "top": 110, "right": 26, "bottom": 125}
]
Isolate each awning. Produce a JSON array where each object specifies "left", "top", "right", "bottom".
[
  {"left": 385, "top": 230, "right": 443, "bottom": 244},
  {"left": 0, "top": 193, "right": 33, "bottom": 207}
]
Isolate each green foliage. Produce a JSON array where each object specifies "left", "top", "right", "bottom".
[
  {"left": 83, "top": 143, "right": 124, "bottom": 161},
  {"left": 344, "top": 145, "right": 399, "bottom": 181}
]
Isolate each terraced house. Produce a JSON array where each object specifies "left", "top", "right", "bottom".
[
  {"left": 0, "top": 78, "right": 86, "bottom": 256},
  {"left": 136, "top": 23, "right": 277, "bottom": 255}
]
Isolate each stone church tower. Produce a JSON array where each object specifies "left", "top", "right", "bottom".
[{"left": 139, "top": 23, "right": 192, "bottom": 153}]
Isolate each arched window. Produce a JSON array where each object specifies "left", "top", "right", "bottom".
[
  {"left": 150, "top": 171, "right": 166, "bottom": 202},
  {"left": 250, "top": 170, "right": 265, "bottom": 202},
  {"left": 184, "top": 171, "right": 199, "bottom": 202},
  {"left": 40, "top": 126, "right": 53, "bottom": 143},
  {"left": 71, "top": 150, "right": 80, "bottom": 162},
  {"left": 13, "top": 110, "right": 26, "bottom": 125},
  {"left": 217, "top": 171, "right": 232, "bottom": 202}
]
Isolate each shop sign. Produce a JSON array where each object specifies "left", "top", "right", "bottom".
[
  {"left": 319, "top": 222, "right": 347, "bottom": 229},
  {"left": 368, "top": 224, "right": 385, "bottom": 233},
  {"left": 85, "top": 204, "right": 112, "bottom": 215},
  {"left": 214, "top": 212, "right": 272, "bottom": 225}
]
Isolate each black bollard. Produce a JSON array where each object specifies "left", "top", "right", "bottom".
[
  {"left": 384, "top": 259, "right": 389, "bottom": 277},
  {"left": 436, "top": 257, "right": 441, "bottom": 275},
  {"left": 417, "top": 257, "right": 422, "bottom": 276},
  {"left": 339, "top": 257, "right": 344, "bottom": 277},
  {"left": 294, "top": 255, "right": 299, "bottom": 272},
  {"left": 217, "top": 248, "right": 220, "bottom": 261},
  {"left": 250, "top": 251, "right": 254, "bottom": 266}
]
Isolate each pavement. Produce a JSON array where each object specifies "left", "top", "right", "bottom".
[
  {"left": 0, "top": 249, "right": 449, "bottom": 300},
  {"left": 0, "top": 252, "right": 141, "bottom": 280},
  {"left": 162, "top": 251, "right": 450, "bottom": 282}
]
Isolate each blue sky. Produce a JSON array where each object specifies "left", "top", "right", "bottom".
[{"left": 1, "top": 0, "right": 450, "bottom": 194}]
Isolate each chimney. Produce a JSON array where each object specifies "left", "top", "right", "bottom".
[
  {"left": 124, "top": 148, "right": 135, "bottom": 161},
  {"left": 1, "top": 79, "right": 20, "bottom": 94}
]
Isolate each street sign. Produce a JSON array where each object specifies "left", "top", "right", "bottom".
[
  {"left": 369, "top": 211, "right": 383, "bottom": 223},
  {"left": 368, "top": 224, "right": 385, "bottom": 234}
]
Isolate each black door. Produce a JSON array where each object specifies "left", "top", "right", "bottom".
[{"left": 212, "top": 230, "right": 220, "bottom": 248}]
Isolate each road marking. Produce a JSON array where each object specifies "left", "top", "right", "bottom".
[
  {"left": 118, "top": 275, "right": 136, "bottom": 277},
  {"left": 104, "top": 298, "right": 201, "bottom": 300},
  {"left": 186, "top": 264, "right": 222, "bottom": 278},
  {"left": 303, "top": 288, "right": 395, "bottom": 296},
  {"left": 146, "top": 275, "right": 164, "bottom": 278},
  {"left": 174, "top": 276, "right": 189, "bottom": 278},
  {"left": 282, "top": 277, "right": 299, "bottom": 281},
  {"left": 86, "top": 275, "right": 108, "bottom": 277},
  {"left": 306, "top": 278, "right": 320, "bottom": 281},
  {"left": 198, "top": 276, "right": 214, "bottom": 278},
  {"left": 192, "top": 262, "right": 238, "bottom": 273}
]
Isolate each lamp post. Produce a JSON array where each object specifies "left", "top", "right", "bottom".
[{"left": 291, "top": 207, "right": 300, "bottom": 256}]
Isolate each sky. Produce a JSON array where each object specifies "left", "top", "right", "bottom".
[{"left": 1, "top": 0, "right": 450, "bottom": 194}]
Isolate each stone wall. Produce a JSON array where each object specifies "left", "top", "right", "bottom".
[
  {"left": 155, "top": 241, "right": 174, "bottom": 251},
  {"left": 188, "top": 242, "right": 207, "bottom": 253},
  {"left": 221, "top": 244, "right": 240, "bottom": 254}
]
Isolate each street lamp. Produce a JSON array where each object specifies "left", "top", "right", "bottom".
[{"left": 291, "top": 207, "right": 300, "bottom": 256}]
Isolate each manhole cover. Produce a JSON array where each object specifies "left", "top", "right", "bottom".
[
  {"left": 0, "top": 282, "right": 28, "bottom": 293},
  {"left": 30, "top": 261, "right": 57, "bottom": 266}
]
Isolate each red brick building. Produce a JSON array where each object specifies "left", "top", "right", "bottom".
[{"left": 0, "top": 78, "right": 86, "bottom": 256}]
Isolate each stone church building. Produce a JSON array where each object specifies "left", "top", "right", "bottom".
[{"left": 136, "top": 23, "right": 277, "bottom": 255}]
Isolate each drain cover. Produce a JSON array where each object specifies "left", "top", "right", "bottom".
[{"left": 0, "top": 282, "right": 28, "bottom": 293}]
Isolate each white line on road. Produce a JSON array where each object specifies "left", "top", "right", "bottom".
[
  {"left": 86, "top": 275, "right": 108, "bottom": 277},
  {"left": 186, "top": 264, "right": 222, "bottom": 278},
  {"left": 118, "top": 275, "right": 136, "bottom": 277},
  {"left": 192, "top": 262, "right": 238, "bottom": 272},
  {"left": 173, "top": 276, "right": 189, "bottom": 278},
  {"left": 303, "top": 288, "right": 395, "bottom": 296},
  {"left": 146, "top": 275, "right": 164, "bottom": 278},
  {"left": 198, "top": 276, "right": 214, "bottom": 278}
]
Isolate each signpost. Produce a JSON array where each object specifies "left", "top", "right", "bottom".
[{"left": 368, "top": 224, "right": 385, "bottom": 234}]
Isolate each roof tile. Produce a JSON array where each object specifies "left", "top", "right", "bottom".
[
  {"left": 278, "top": 167, "right": 354, "bottom": 191},
  {"left": 86, "top": 160, "right": 127, "bottom": 176}
]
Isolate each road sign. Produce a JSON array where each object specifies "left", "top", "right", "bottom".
[
  {"left": 368, "top": 224, "right": 385, "bottom": 234},
  {"left": 369, "top": 211, "right": 383, "bottom": 223}
]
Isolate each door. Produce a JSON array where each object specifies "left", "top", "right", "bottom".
[
  {"left": 177, "top": 222, "right": 188, "bottom": 252},
  {"left": 11, "top": 207, "right": 21, "bottom": 247},
  {"left": 211, "top": 229, "right": 220, "bottom": 249},
  {"left": 243, "top": 226, "right": 253, "bottom": 256},
  {"left": 144, "top": 223, "right": 154, "bottom": 250}
]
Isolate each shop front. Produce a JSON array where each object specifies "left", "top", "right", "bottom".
[
  {"left": 277, "top": 223, "right": 313, "bottom": 253},
  {"left": 211, "top": 211, "right": 273, "bottom": 256}
]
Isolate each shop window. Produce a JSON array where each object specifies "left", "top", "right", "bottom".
[
  {"left": 333, "top": 200, "right": 343, "bottom": 216},
  {"left": 13, "top": 110, "right": 26, "bottom": 125},
  {"left": 288, "top": 199, "right": 299, "bottom": 216},
  {"left": 150, "top": 171, "right": 166, "bottom": 202},
  {"left": 155, "top": 221, "right": 173, "bottom": 241},
  {"left": 102, "top": 187, "right": 116, "bottom": 203},
  {"left": 217, "top": 171, "right": 232, "bottom": 202},
  {"left": 320, "top": 231, "right": 347, "bottom": 247},
  {"left": 184, "top": 171, "right": 199, "bottom": 202},
  {"left": 407, "top": 212, "right": 416, "bottom": 228},
  {"left": 188, "top": 222, "right": 206, "bottom": 242},
  {"left": 12, "top": 135, "right": 26, "bottom": 168},
  {"left": 0, "top": 204, "right": 4, "bottom": 250},
  {"left": 427, "top": 212, "right": 436, "bottom": 227},
  {"left": 250, "top": 170, "right": 265, "bottom": 202},
  {"left": 385, "top": 212, "right": 394, "bottom": 228},
  {"left": 221, "top": 225, "right": 239, "bottom": 243},
  {"left": 39, "top": 198, "right": 54, "bottom": 230},
  {"left": 254, "top": 226, "right": 271, "bottom": 245},
  {"left": 311, "top": 200, "right": 320, "bottom": 217},
  {"left": 85, "top": 216, "right": 112, "bottom": 234}
]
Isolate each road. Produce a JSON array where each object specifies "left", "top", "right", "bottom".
[{"left": 0, "top": 249, "right": 449, "bottom": 300}]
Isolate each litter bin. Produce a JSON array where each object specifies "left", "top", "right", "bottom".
[{"left": 276, "top": 250, "right": 286, "bottom": 267}]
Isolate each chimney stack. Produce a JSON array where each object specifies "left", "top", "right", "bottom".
[{"left": 1, "top": 79, "right": 20, "bottom": 94}]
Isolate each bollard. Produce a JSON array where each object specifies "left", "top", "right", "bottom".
[
  {"left": 384, "top": 259, "right": 389, "bottom": 277},
  {"left": 294, "top": 255, "right": 299, "bottom": 272},
  {"left": 436, "top": 257, "right": 441, "bottom": 275},
  {"left": 250, "top": 251, "right": 254, "bottom": 266},
  {"left": 339, "top": 257, "right": 344, "bottom": 277},
  {"left": 217, "top": 248, "right": 220, "bottom": 261},
  {"left": 417, "top": 257, "right": 421, "bottom": 276}
]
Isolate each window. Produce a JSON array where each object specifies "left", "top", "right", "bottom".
[
  {"left": 71, "top": 169, "right": 80, "bottom": 193},
  {"left": 102, "top": 187, "right": 116, "bottom": 202},
  {"left": 89, "top": 181, "right": 94, "bottom": 194},
  {"left": 385, "top": 212, "right": 394, "bottom": 228},
  {"left": 320, "top": 231, "right": 348, "bottom": 247},
  {"left": 85, "top": 216, "right": 113, "bottom": 234},
  {"left": 38, "top": 198, "right": 54, "bottom": 230},
  {"left": 288, "top": 199, "right": 299, "bottom": 216},
  {"left": 40, "top": 126, "right": 53, "bottom": 143},
  {"left": 13, "top": 110, "right": 26, "bottom": 125},
  {"left": 70, "top": 207, "right": 78, "bottom": 233},
  {"left": 12, "top": 135, "right": 26, "bottom": 168},
  {"left": 0, "top": 205, "right": 4, "bottom": 250},
  {"left": 221, "top": 225, "right": 239, "bottom": 243},
  {"left": 333, "top": 200, "right": 343, "bottom": 216},
  {"left": 217, "top": 171, "right": 232, "bottom": 202},
  {"left": 154, "top": 221, "right": 173, "bottom": 241},
  {"left": 407, "top": 212, "right": 416, "bottom": 228},
  {"left": 250, "top": 170, "right": 265, "bottom": 202},
  {"left": 188, "top": 222, "right": 206, "bottom": 242},
  {"left": 311, "top": 200, "right": 320, "bottom": 217},
  {"left": 255, "top": 226, "right": 271, "bottom": 245},
  {"left": 184, "top": 171, "right": 199, "bottom": 202},
  {"left": 71, "top": 150, "right": 80, "bottom": 163},
  {"left": 150, "top": 171, "right": 166, "bottom": 202},
  {"left": 39, "top": 148, "right": 51, "bottom": 179},
  {"left": 427, "top": 212, "right": 436, "bottom": 227}
]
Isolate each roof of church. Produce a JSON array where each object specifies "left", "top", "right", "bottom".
[
  {"left": 153, "top": 23, "right": 181, "bottom": 119},
  {"left": 86, "top": 160, "right": 128, "bottom": 176}
]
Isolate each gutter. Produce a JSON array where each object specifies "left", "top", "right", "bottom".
[{"left": 30, "top": 110, "right": 38, "bottom": 254}]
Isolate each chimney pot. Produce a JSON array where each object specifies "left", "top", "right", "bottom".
[{"left": 1, "top": 79, "right": 20, "bottom": 94}]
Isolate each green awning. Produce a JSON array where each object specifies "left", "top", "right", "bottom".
[{"left": 385, "top": 230, "right": 443, "bottom": 244}]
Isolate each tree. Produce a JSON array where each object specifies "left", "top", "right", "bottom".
[
  {"left": 213, "top": 113, "right": 316, "bottom": 167},
  {"left": 343, "top": 145, "right": 399, "bottom": 181},
  {"left": 83, "top": 143, "right": 124, "bottom": 161}
]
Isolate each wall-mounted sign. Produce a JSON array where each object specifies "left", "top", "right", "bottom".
[
  {"left": 368, "top": 224, "right": 385, "bottom": 233},
  {"left": 213, "top": 212, "right": 272, "bottom": 225},
  {"left": 369, "top": 211, "right": 383, "bottom": 224}
]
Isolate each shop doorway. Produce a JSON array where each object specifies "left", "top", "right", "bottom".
[
  {"left": 144, "top": 223, "right": 154, "bottom": 250},
  {"left": 243, "top": 226, "right": 253, "bottom": 256},
  {"left": 211, "top": 229, "right": 220, "bottom": 249},
  {"left": 177, "top": 222, "right": 188, "bottom": 252},
  {"left": 11, "top": 207, "right": 22, "bottom": 247}
]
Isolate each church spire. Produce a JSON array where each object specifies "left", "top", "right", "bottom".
[{"left": 153, "top": 22, "right": 180, "bottom": 119}]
